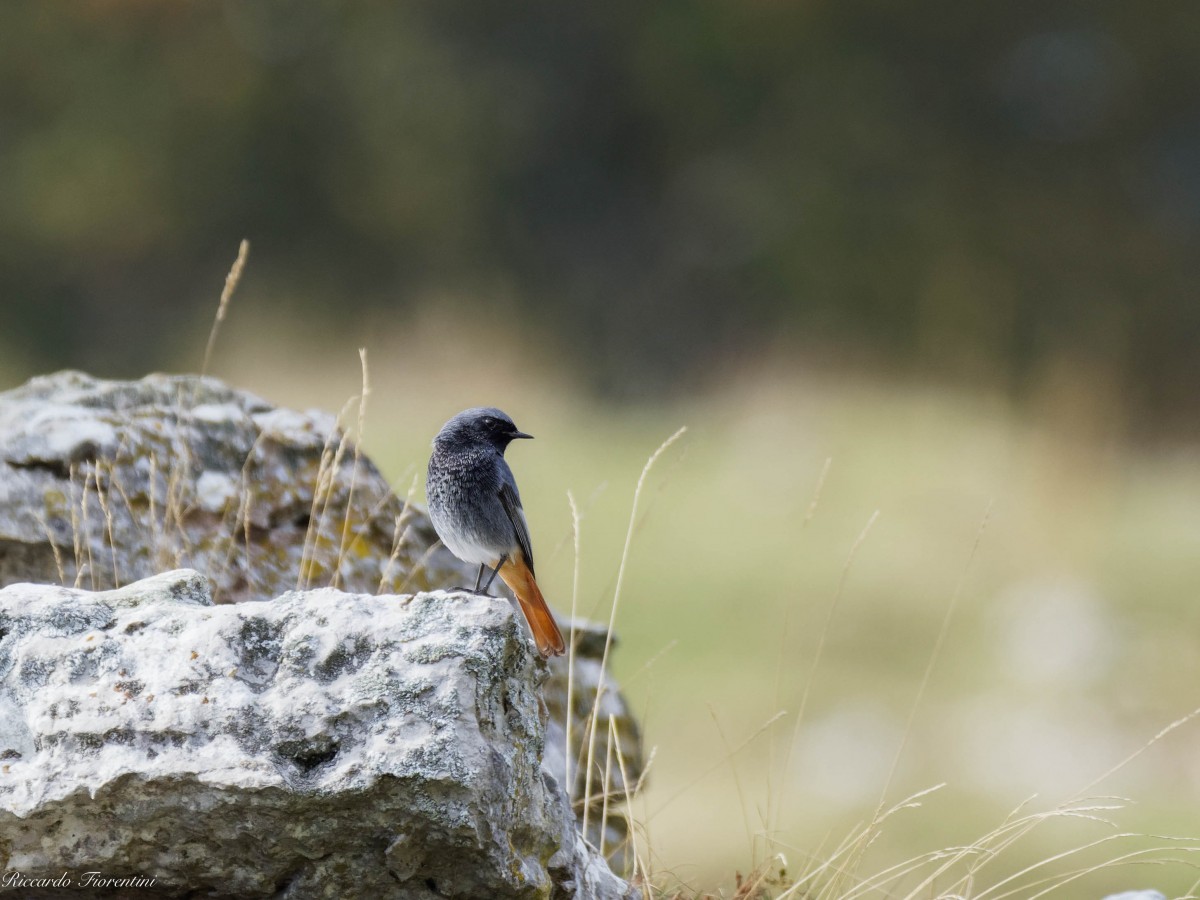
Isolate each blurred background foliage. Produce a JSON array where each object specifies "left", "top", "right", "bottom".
[
  {"left": 2, "top": 2, "right": 1200, "bottom": 895},
  {"left": 2, "top": 1, "right": 1199, "bottom": 427}
]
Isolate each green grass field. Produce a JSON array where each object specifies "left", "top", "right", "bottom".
[{"left": 214, "top": 311, "right": 1200, "bottom": 898}]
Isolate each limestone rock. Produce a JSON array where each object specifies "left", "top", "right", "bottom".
[
  {"left": 0, "top": 571, "right": 635, "bottom": 899},
  {"left": 0, "top": 371, "right": 646, "bottom": 877},
  {"left": 0, "top": 370, "right": 467, "bottom": 603}
]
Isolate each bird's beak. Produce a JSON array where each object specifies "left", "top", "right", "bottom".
[{"left": 509, "top": 430, "right": 534, "bottom": 440}]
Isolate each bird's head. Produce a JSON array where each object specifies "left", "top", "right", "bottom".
[{"left": 433, "top": 407, "right": 533, "bottom": 452}]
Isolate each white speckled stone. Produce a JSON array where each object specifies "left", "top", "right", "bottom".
[{"left": 0, "top": 571, "right": 634, "bottom": 899}]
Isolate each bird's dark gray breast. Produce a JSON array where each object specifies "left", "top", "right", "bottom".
[{"left": 426, "top": 445, "right": 511, "bottom": 553}]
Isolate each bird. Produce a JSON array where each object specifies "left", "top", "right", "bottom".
[{"left": 425, "top": 407, "right": 566, "bottom": 657}]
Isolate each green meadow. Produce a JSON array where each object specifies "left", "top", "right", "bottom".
[{"left": 218, "top": 316, "right": 1200, "bottom": 898}]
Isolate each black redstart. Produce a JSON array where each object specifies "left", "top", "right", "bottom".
[{"left": 426, "top": 407, "right": 566, "bottom": 657}]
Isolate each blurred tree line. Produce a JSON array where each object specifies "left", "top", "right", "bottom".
[{"left": 0, "top": 2, "right": 1197, "bottom": 424}]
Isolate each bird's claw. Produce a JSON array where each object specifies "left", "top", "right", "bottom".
[{"left": 451, "top": 586, "right": 494, "bottom": 597}]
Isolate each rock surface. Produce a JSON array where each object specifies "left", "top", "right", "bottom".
[
  {"left": 0, "top": 371, "right": 645, "bottom": 880},
  {"left": 0, "top": 570, "right": 634, "bottom": 899},
  {"left": 0, "top": 370, "right": 466, "bottom": 603}
]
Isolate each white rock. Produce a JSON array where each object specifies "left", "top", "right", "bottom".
[
  {"left": 0, "top": 571, "right": 634, "bottom": 899},
  {"left": 195, "top": 471, "right": 240, "bottom": 513}
]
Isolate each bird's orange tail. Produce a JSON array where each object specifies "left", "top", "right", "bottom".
[{"left": 499, "top": 557, "right": 566, "bottom": 657}]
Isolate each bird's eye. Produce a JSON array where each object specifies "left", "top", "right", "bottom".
[{"left": 482, "top": 416, "right": 497, "bottom": 427}]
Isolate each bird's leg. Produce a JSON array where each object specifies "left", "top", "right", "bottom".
[
  {"left": 473, "top": 564, "right": 486, "bottom": 593},
  {"left": 479, "top": 555, "right": 508, "bottom": 595}
]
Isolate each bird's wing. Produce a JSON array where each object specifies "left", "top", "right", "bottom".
[{"left": 498, "top": 481, "right": 535, "bottom": 575}]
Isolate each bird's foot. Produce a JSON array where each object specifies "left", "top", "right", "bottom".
[{"left": 451, "top": 586, "right": 494, "bottom": 597}]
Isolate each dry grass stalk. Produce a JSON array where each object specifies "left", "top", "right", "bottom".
[
  {"left": 777, "top": 509, "right": 879, "bottom": 814},
  {"left": 147, "top": 453, "right": 161, "bottom": 571},
  {"left": 333, "top": 348, "right": 370, "bottom": 589},
  {"left": 299, "top": 396, "right": 358, "bottom": 590},
  {"left": 564, "top": 489, "right": 583, "bottom": 793},
  {"left": 582, "top": 427, "right": 686, "bottom": 839},
  {"left": 95, "top": 460, "right": 120, "bottom": 589},
  {"left": 81, "top": 467, "right": 98, "bottom": 590},
  {"left": 378, "top": 473, "right": 421, "bottom": 593},
  {"left": 201, "top": 239, "right": 249, "bottom": 377},
  {"left": 601, "top": 713, "right": 617, "bottom": 858},
  {"left": 36, "top": 511, "right": 67, "bottom": 585},
  {"left": 68, "top": 463, "right": 84, "bottom": 588},
  {"left": 613, "top": 715, "right": 649, "bottom": 886},
  {"left": 396, "top": 538, "right": 443, "bottom": 595}
]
